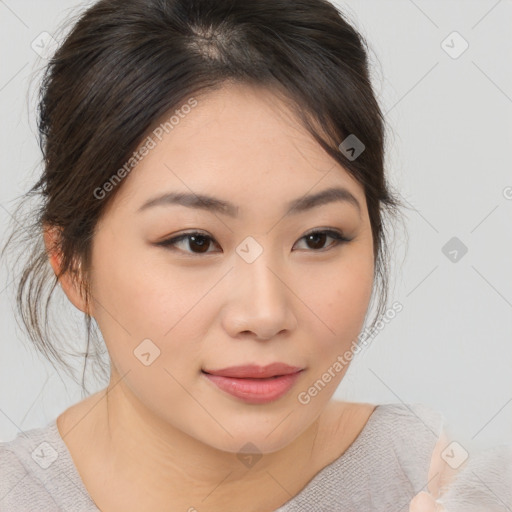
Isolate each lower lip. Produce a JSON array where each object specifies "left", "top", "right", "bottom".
[{"left": 202, "top": 371, "right": 303, "bottom": 404}]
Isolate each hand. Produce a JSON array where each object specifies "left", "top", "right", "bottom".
[
  {"left": 409, "top": 429, "right": 458, "bottom": 512},
  {"left": 409, "top": 491, "right": 445, "bottom": 512},
  {"left": 409, "top": 435, "right": 512, "bottom": 512}
]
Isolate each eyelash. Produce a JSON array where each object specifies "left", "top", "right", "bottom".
[{"left": 155, "top": 229, "right": 352, "bottom": 256}]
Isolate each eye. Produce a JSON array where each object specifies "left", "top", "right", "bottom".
[
  {"left": 155, "top": 229, "right": 352, "bottom": 256},
  {"left": 156, "top": 231, "right": 219, "bottom": 255},
  {"left": 293, "top": 229, "right": 352, "bottom": 251}
]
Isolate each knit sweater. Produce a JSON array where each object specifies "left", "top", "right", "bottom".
[{"left": 1, "top": 402, "right": 510, "bottom": 511}]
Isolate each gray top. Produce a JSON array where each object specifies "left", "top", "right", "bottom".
[{"left": 0, "top": 403, "right": 446, "bottom": 511}]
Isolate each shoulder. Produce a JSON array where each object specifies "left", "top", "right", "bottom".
[
  {"left": 319, "top": 400, "right": 445, "bottom": 475},
  {"left": 278, "top": 402, "right": 448, "bottom": 510},
  {"left": 329, "top": 401, "right": 446, "bottom": 489},
  {"left": 0, "top": 440, "right": 29, "bottom": 493},
  {"left": 368, "top": 402, "right": 446, "bottom": 472},
  {"left": 327, "top": 400, "right": 445, "bottom": 445},
  {"left": 0, "top": 426, "right": 61, "bottom": 510},
  {"left": 0, "top": 421, "right": 100, "bottom": 511},
  {"left": 373, "top": 402, "right": 445, "bottom": 429}
]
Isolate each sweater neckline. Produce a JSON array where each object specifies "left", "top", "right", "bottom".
[
  {"left": 47, "top": 403, "right": 382, "bottom": 510},
  {"left": 273, "top": 403, "right": 381, "bottom": 510}
]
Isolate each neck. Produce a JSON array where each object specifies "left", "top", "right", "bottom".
[{"left": 64, "top": 377, "right": 325, "bottom": 512}]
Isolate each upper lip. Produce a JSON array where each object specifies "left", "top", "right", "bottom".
[{"left": 202, "top": 363, "right": 304, "bottom": 379}]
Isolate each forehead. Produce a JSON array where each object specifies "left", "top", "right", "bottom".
[{"left": 109, "top": 82, "right": 365, "bottom": 215}]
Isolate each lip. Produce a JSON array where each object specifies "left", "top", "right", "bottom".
[
  {"left": 203, "top": 363, "right": 304, "bottom": 379},
  {"left": 201, "top": 363, "right": 304, "bottom": 404}
]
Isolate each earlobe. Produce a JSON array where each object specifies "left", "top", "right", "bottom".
[
  {"left": 43, "top": 224, "right": 90, "bottom": 315},
  {"left": 60, "top": 264, "right": 90, "bottom": 315},
  {"left": 43, "top": 224, "right": 62, "bottom": 277}
]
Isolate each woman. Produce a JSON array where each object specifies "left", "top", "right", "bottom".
[{"left": 1, "top": 0, "right": 510, "bottom": 510}]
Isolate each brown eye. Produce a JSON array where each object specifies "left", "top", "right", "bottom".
[
  {"left": 305, "top": 232, "right": 329, "bottom": 250},
  {"left": 157, "top": 232, "right": 219, "bottom": 255},
  {"left": 185, "top": 234, "right": 212, "bottom": 253},
  {"left": 156, "top": 229, "right": 351, "bottom": 257},
  {"left": 293, "top": 229, "right": 351, "bottom": 252}
]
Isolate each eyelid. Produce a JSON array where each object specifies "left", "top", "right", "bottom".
[{"left": 155, "top": 228, "right": 352, "bottom": 256}]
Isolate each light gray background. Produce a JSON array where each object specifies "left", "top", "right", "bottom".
[{"left": 1, "top": 0, "right": 511, "bottom": 451}]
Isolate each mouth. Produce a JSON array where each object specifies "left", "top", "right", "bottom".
[
  {"left": 201, "top": 363, "right": 304, "bottom": 404},
  {"left": 201, "top": 362, "right": 304, "bottom": 379}
]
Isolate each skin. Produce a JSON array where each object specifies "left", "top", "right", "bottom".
[
  {"left": 45, "top": 81, "right": 381, "bottom": 511},
  {"left": 409, "top": 431, "right": 460, "bottom": 512}
]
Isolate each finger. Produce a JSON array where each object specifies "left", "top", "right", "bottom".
[{"left": 409, "top": 491, "right": 445, "bottom": 512}]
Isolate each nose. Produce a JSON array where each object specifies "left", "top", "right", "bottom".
[{"left": 221, "top": 251, "right": 298, "bottom": 341}]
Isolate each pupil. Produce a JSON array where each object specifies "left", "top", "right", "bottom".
[
  {"left": 308, "top": 233, "right": 326, "bottom": 249},
  {"left": 191, "top": 235, "right": 209, "bottom": 253}
]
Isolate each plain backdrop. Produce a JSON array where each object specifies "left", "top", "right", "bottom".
[{"left": 1, "top": 0, "right": 511, "bottom": 452}]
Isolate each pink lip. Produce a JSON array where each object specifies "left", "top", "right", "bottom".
[{"left": 202, "top": 363, "right": 304, "bottom": 404}]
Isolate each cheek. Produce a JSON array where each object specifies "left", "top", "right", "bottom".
[
  {"left": 334, "top": 262, "right": 374, "bottom": 330},
  {"left": 90, "top": 226, "right": 203, "bottom": 334},
  {"left": 300, "top": 246, "right": 374, "bottom": 354},
  {"left": 88, "top": 232, "right": 214, "bottom": 379}
]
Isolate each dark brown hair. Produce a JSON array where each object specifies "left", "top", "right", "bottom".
[{"left": 2, "top": 0, "right": 405, "bottom": 394}]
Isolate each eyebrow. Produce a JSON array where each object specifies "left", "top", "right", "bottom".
[{"left": 137, "top": 186, "right": 361, "bottom": 218}]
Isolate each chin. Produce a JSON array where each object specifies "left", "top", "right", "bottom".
[
  {"left": 206, "top": 434, "right": 294, "bottom": 456},
  {"left": 196, "top": 415, "right": 310, "bottom": 456}
]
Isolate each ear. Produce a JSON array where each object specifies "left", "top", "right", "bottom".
[{"left": 43, "top": 224, "right": 90, "bottom": 315}]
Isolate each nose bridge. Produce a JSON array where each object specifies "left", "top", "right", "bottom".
[
  {"left": 224, "top": 236, "right": 296, "bottom": 339},
  {"left": 235, "top": 239, "right": 284, "bottom": 308}
]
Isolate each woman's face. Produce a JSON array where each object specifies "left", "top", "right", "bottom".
[{"left": 87, "top": 82, "right": 375, "bottom": 454}]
